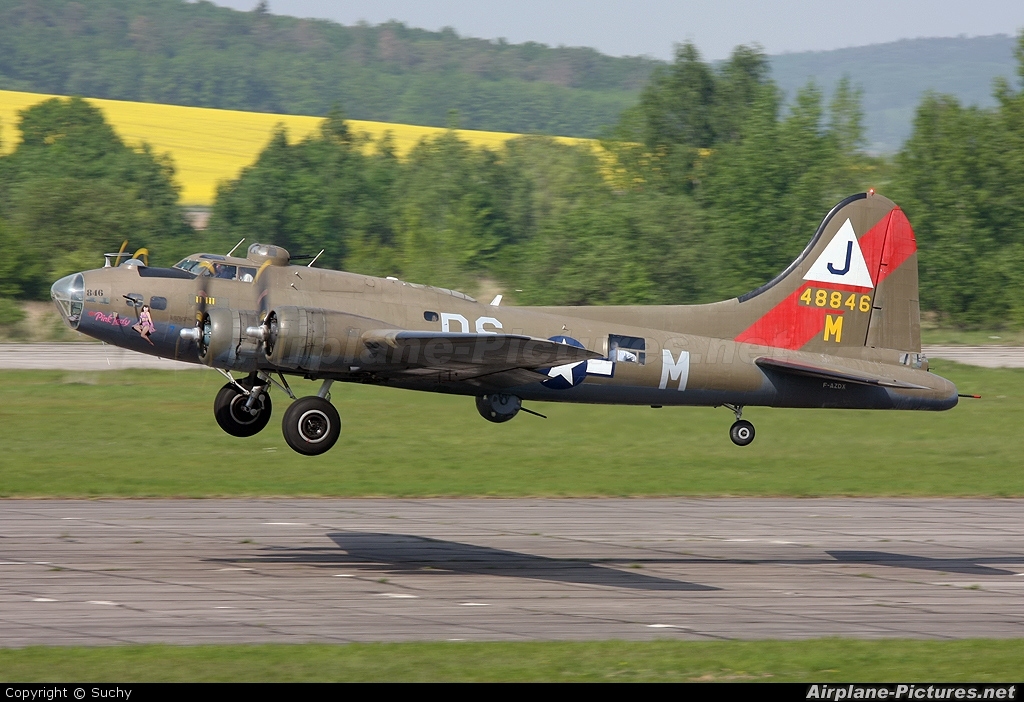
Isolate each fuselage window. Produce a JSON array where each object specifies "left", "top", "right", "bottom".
[
  {"left": 608, "top": 334, "right": 646, "bottom": 365},
  {"left": 424, "top": 311, "right": 439, "bottom": 322},
  {"left": 125, "top": 293, "right": 143, "bottom": 309},
  {"left": 239, "top": 266, "right": 257, "bottom": 283},
  {"left": 213, "top": 264, "right": 237, "bottom": 279},
  {"left": 150, "top": 296, "right": 168, "bottom": 311},
  {"left": 173, "top": 259, "right": 201, "bottom": 273}
]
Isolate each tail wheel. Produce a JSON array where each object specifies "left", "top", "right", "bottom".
[
  {"left": 282, "top": 396, "right": 341, "bottom": 455},
  {"left": 214, "top": 382, "right": 272, "bottom": 437},
  {"left": 729, "top": 419, "right": 755, "bottom": 447}
]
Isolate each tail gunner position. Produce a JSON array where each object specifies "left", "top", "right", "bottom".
[{"left": 51, "top": 192, "right": 960, "bottom": 455}]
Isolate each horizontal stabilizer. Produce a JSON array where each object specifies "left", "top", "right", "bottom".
[{"left": 755, "top": 357, "right": 930, "bottom": 390}]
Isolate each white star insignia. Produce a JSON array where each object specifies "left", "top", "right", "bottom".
[{"left": 547, "top": 362, "right": 582, "bottom": 384}]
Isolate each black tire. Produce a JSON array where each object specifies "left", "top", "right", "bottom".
[
  {"left": 729, "top": 419, "right": 755, "bottom": 447},
  {"left": 475, "top": 394, "right": 521, "bottom": 423},
  {"left": 282, "top": 396, "right": 341, "bottom": 455},
  {"left": 214, "top": 382, "right": 272, "bottom": 437}
]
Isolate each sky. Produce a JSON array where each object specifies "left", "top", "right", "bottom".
[{"left": 210, "top": 0, "right": 1024, "bottom": 61}]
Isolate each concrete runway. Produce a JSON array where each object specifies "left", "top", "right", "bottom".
[
  {"left": 2, "top": 499, "right": 1024, "bottom": 646},
  {"left": 0, "top": 343, "right": 197, "bottom": 371},
  {"left": 923, "top": 346, "right": 1024, "bottom": 369},
  {"left": 2, "top": 343, "right": 1024, "bottom": 370}
]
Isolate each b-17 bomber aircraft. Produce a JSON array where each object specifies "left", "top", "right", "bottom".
[{"left": 51, "top": 192, "right": 961, "bottom": 455}]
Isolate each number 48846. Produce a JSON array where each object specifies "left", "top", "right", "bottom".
[{"left": 799, "top": 287, "right": 871, "bottom": 313}]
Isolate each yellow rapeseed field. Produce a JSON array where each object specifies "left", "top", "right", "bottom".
[{"left": 0, "top": 89, "right": 593, "bottom": 206}]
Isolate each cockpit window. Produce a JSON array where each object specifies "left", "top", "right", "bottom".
[
  {"left": 174, "top": 258, "right": 253, "bottom": 282},
  {"left": 174, "top": 259, "right": 201, "bottom": 273}
]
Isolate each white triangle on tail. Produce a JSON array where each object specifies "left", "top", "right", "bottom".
[{"left": 803, "top": 219, "right": 874, "bottom": 289}]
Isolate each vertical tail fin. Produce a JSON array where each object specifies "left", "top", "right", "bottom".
[{"left": 734, "top": 192, "right": 921, "bottom": 354}]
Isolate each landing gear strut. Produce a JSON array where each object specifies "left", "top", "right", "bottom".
[
  {"left": 213, "top": 374, "right": 272, "bottom": 437},
  {"left": 282, "top": 380, "right": 341, "bottom": 455},
  {"left": 724, "top": 404, "right": 755, "bottom": 446}
]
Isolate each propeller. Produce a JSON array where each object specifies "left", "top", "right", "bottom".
[
  {"left": 178, "top": 259, "right": 215, "bottom": 356},
  {"left": 245, "top": 258, "right": 276, "bottom": 351},
  {"left": 245, "top": 246, "right": 301, "bottom": 356}
]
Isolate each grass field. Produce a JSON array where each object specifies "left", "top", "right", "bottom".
[
  {"left": 0, "top": 89, "right": 593, "bottom": 206},
  {"left": 2, "top": 640, "right": 1023, "bottom": 681},
  {"left": 2, "top": 365, "right": 1019, "bottom": 682},
  {"left": 0, "top": 360, "right": 1017, "bottom": 497}
]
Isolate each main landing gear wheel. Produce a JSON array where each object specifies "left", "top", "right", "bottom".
[
  {"left": 729, "top": 419, "right": 755, "bottom": 447},
  {"left": 476, "top": 394, "right": 522, "bottom": 423},
  {"left": 214, "top": 381, "right": 272, "bottom": 437},
  {"left": 282, "top": 396, "right": 341, "bottom": 455}
]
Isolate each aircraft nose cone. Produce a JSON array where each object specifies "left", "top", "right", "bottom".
[{"left": 51, "top": 273, "right": 85, "bottom": 330}]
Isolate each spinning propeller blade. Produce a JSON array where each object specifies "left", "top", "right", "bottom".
[{"left": 179, "top": 259, "right": 215, "bottom": 354}]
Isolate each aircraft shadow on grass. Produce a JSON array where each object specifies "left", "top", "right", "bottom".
[{"left": 212, "top": 531, "right": 719, "bottom": 592}]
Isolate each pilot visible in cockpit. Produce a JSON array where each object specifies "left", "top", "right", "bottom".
[{"left": 214, "top": 263, "right": 237, "bottom": 279}]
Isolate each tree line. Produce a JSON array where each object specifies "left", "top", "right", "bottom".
[{"left": 3, "top": 37, "right": 1024, "bottom": 329}]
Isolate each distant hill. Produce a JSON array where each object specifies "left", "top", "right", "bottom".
[
  {"left": 0, "top": 0, "right": 655, "bottom": 138},
  {"left": 770, "top": 35, "right": 1020, "bottom": 153},
  {"left": 0, "top": 1, "right": 1019, "bottom": 150}
]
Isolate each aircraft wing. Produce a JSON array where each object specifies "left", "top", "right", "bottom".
[
  {"left": 362, "top": 329, "right": 602, "bottom": 374},
  {"left": 755, "top": 357, "right": 931, "bottom": 390}
]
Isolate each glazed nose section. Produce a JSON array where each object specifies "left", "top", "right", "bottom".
[{"left": 51, "top": 273, "right": 85, "bottom": 330}]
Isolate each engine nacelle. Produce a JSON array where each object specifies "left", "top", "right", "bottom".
[
  {"left": 188, "top": 307, "right": 262, "bottom": 371},
  {"left": 259, "top": 306, "right": 386, "bottom": 373}
]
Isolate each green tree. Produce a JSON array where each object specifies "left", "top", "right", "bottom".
[
  {"left": 209, "top": 113, "right": 401, "bottom": 276},
  {"left": 625, "top": 43, "right": 773, "bottom": 193},
  {"left": 695, "top": 81, "right": 879, "bottom": 297},
  {"left": 639, "top": 43, "right": 717, "bottom": 151},
  {"left": 392, "top": 130, "right": 511, "bottom": 288},
  {"left": 0, "top": 97, "right": 190, "bottom": 298},
  {"left": 496, "top": 136, "right": 704, "bottom": 306}
]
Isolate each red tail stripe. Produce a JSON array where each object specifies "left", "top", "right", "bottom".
[{"left": 875, "top": 208, "right": 917, "bottom": 284}]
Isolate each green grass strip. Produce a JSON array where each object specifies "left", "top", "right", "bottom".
[
  {"left": 2, "top": 640, "right": 1023, "bottom": 682},
  {"left": 0, "top": 360, "right": 1018, "bottom": 497}
]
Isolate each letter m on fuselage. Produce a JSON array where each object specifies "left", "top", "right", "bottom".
[{"left": 660, "top": 349, "right": 690, "bottom": 390}]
